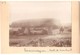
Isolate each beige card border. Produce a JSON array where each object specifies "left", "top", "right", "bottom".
[{"left": 0, "top": 1, "right": 79, "bottom": 54}]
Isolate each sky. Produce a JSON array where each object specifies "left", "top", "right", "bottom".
[{"left": 8, "top": 1, "right": 71, "bottom": 26}]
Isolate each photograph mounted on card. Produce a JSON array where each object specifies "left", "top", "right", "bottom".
[{"left": 1, "top": 1, "right": 79, "bottom": 53}]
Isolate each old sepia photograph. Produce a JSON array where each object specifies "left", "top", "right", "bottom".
[{"left": 9, "top": 1, "right": 72, "bottom": 47}]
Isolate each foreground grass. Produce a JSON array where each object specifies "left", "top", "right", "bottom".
[{"left": 9, "top": 33, "right": 71, "bottom": 47}]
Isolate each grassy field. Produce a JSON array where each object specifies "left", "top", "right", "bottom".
[{"left": 9, "top": 31, "right": 71, "bottom": 47}]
